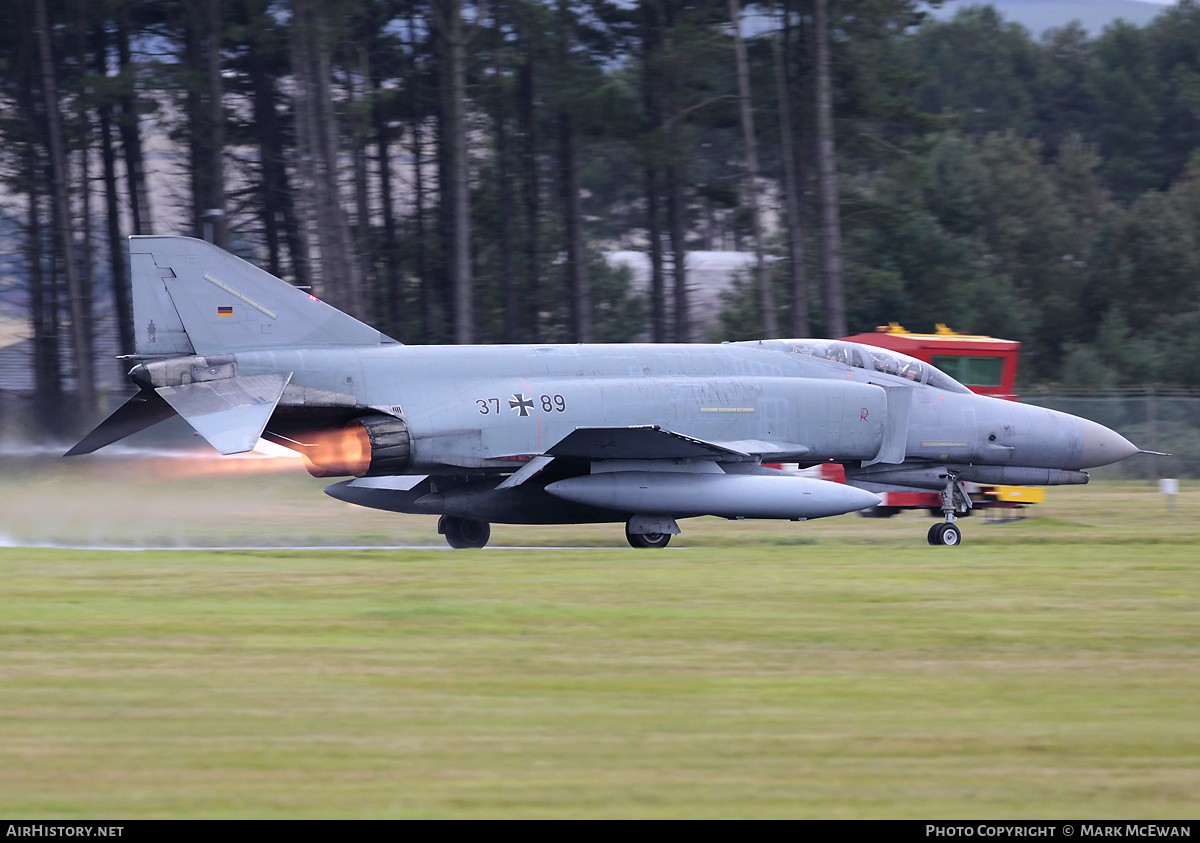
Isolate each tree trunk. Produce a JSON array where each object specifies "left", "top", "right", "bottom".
[
  {"left": 35, "top": 0, "right": 94, "bottom": 415},
  {"left": 240, "top": 3, "right": 290, "bottom": 277},
  {"left": 205, "top": 0, "right": 225, "bottom": 246},
  {"left": 729, "top": 0, "right": 776, "bottom": 338},
  {"left": 277, "top": 165, "right": 312, "bottom": 290},
  {"left": 95, "top": 22, "right": 135, "bottom": 356},
  {"left": 432, "top": 0, "right": 475, "bottom": 344},
  {"left": 27, "top": 180, "right": 60, "bottom": 426},
  {"left": 558, "top": 109, "right": 590, "bottom": 342},
  {"left": 492, "top": 21, "right": 518, "bottom": 345},
  {"left": 292, "top": 0, "right": 366, "bottom": 318},
  {"left": 17, "top": 8, "right": 61, "bottom": 425},
  {"left": 115, "top": 6, "right": 152, "bottom": 234},
  {"left": 646, "top": 167, "right": 667, "bottom": 343},
  {"left": 556, "top": 1, "right": 590, "bottom": 343},
  {"left": 774, "top": 0, "right": 809, "bottom": 338},
  {"left": 663, "top": 4, "right": 688, "bottom": 342},
  {"left": 641, "top": 0, "right": 667, "bottom": 342},
  {"left": 373, "top": 74, "right": 402, "bottom": 340},
  {"left": 75, "top": 5, "right": 93, "bottom": 349},
  {"left": 183, "top": 0, "right": 226, "bottom": 246},
  {"left": 407, "top": 8, "right": 435, "bottom": 342},
  {"left": 517, "top": 36, "right": 540, "bottom": 343},
  {"left": 347, "top": 58, "right": 374, "bottom": 321},
  {"left": 247, "top": 29, "right": 283, "bottom": 276},
  {"left": 245, "top": 10, "right": 311, "bottom": 291},
  {"left": 315, "top": 8, "right": 366, "bottom": 318},
  {"left": 291, "top": 0, "right": 319, "bottom": 295},
  {"left": 667, "top": 161, "right": 687, "bottom": 342},
  {"left": 815, "top": 0, "right": 846, "bottom": 337}
]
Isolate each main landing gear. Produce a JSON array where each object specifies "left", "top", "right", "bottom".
[
  {"left": 437, "top": 515, "right": 677, "bottom": 549},
  {"left": 625, "top": 524, "right": 672, "bottom": 549},
  {"left": 928, "top": 471, "right": 971, "bottom": 547},
  {"left": 438, "top": 515, "right": 491, "bottom": 549},
  {"left": 624, "top": 514, "right": 679, "bottom": 549}
]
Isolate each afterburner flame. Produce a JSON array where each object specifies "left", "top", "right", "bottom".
[
  {"left": 176, "top": 454, "right": 303, "bottom": 477},
  {"left": 113, "top": 443, "right": 305, "bottom": 479},
  {"left": 301, "top": 423, "right": 373, "bottom": 477}
]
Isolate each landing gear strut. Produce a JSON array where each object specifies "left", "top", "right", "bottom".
[
  {"left": 439, "top": 515, "right": 491, "bottom": 549},
  {"left": 927, "top": 471, "right": 971, "bottom": 547}
]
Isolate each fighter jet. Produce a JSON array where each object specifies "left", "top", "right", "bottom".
[{"left": 67, "top": 235, "right": 1144, "bottom": 548}]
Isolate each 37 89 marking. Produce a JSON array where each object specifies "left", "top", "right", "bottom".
[{"left": 476, "top": 394, "right": 566, "bottom": 414}]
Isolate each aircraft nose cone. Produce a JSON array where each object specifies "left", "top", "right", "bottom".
[{"left": 1077, "top": 418, "right": 1139, "bottom": 468}]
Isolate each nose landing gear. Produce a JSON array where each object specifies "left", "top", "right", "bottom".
[{"left": 928, "top": 471, "right": 971, "bottom": 546}]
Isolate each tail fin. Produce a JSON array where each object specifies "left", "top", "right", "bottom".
[{"left": 130, "top": 235, "right": 394, "bottom": 355}]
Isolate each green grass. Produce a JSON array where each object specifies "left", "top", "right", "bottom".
[{"left": 1, "top": 457, "right": 1197, "bottom": 817}]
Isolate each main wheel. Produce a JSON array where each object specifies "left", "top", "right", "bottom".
[
  {"left": 439, "top": 515, "right": 491, "bottom": 549},
  {"left": 625, "top": 523, "right": 671, "bottom": 549}
]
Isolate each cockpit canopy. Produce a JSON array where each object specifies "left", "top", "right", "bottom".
[{"left": 776, "top": 339, "right": 970, "bottom": 393}]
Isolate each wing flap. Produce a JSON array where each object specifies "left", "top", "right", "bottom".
[
  {"left": 711, "top": 439, "right": 811, "bottom": 460},
  {"left": 546, "top": 426, "right": 754, "bottom": 461},
  {"left": 545, "top": 426, "right": 812, "bottom": 462}
]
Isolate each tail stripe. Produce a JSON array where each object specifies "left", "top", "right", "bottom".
[{"left": 203, "top": 273, "right": 278, "bottom": 319}]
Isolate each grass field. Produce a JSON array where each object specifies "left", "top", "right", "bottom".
[{"left": 1, "top": 455, "right": 1197, "bottom": 818}]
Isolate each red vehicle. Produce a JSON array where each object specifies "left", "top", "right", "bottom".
[
  {"left": 835, "top": 324, "right": 1040, "bottom": 517},
  {"left": 840, "top": 323, "right": 1021, "bottom": 401}
]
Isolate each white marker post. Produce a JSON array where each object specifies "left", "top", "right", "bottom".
[{"left": 1159, "top": 478, "right": 1179, "bottom": 511}]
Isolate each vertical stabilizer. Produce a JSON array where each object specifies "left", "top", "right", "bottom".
[{"left": 129, "top": 235, "right": 395, "bottom": 355}]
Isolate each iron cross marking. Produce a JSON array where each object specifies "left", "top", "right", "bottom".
[{"left": 509, "top": 393, "right": 535, "bottom": 417}]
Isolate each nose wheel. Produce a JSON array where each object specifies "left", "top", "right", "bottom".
[{"left": 927, "top": 521, "right": 962, "bottom": 546}]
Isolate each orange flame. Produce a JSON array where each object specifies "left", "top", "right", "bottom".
[
  {"left": 107, "top": 446, "right": 304, "bottom": 480},
  {"left": 301, "top": 423, "right": 372, "bottom": 477}
]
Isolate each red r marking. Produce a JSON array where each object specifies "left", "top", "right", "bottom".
[{"left": 860, "top": 408, "right": 869, "bottom": 421}]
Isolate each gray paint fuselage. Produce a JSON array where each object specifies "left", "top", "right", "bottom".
[{"left": 232, "top": 338, "right": 1108, "bottom": 475}]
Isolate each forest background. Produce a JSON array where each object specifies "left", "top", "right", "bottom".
[{"left": 2, "top": 0, "right": 1199, "bottom": 434}]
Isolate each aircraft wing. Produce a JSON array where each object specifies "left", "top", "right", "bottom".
[{"left": 543, "top": 425, "right": 809, "bottom": 462}]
